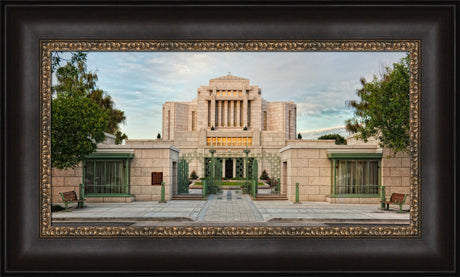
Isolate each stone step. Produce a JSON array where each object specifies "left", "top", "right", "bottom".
[
  {"left": 252, "top": 194, "right": 288, "bottom": 200},
  {"left": 171, "top": 194, "right": 204, "bottom": 200}
]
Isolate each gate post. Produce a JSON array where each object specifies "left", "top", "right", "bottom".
[
  {"left": 202, "top": 179, "right": 207, "bottom": 199},
  {"left": 294, "top": 182, "right": 301, "bottom": 204},
  {"left": 159, "top": 182, "right": 167, "bottom": 203},
  {"left": 78, "top": 183, "right": 85, "bottom": 208},
  {"left": 380, "top": 186, "right": 386, "bottom": 209}
]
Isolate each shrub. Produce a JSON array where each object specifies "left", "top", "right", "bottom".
[
  {"left": 189, "top": 170, "right": 198, "bottom": 180},
  {"left": 297, "top": 133, "right": 302, "bottom": 139},
  {"left": 259, "top": 169, "right": 269, "bottom": 180},
  {"left": 318, "top": 133, "right": 347, "bottom": 145},
  {"left": 157, "top": 133, "right": 161, "bottom": 139}
]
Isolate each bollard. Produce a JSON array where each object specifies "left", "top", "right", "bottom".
[
  {"left": 294, "top": 182, "right": 301, "bottom": 204},
  {"left": 159, "top": 182, "right": 167, "bottom": 203},
  {"left": 380, "top": 186, "right": 386, "bottom": 209},
  {"left": 78, "top": 183, "right": 85, "bottom": 208}
]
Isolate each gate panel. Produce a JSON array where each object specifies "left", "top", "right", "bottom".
[
  {"left": 177, "top": 158, "right": 189, "bottom": 194},
  {"left": 204, "top": 156, "right": 222, "bottom": 195},
  {"left": 252, "top": 159, "right": 258, "bottom": 195}
]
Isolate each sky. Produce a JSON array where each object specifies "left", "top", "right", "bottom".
[{"left": 54, "top": 51, "right": 407, "bottom": 139}]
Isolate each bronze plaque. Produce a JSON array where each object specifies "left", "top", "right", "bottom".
[{"left": 151, "top": 172, "right": 163, "bottom": 186}]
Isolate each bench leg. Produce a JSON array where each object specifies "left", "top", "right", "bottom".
[
  {"left": 386, "top": 203, "right": 389, "bottom": 210},
  {"left": 63, "top": 202, "right": 70, "bottom": 212},
  {"left": 398, "top": 204, "right": 403, "bottom": 213}
]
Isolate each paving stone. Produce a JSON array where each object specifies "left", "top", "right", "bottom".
[{"left": 52, "top": 189, "right": 410, "bottom": 224}]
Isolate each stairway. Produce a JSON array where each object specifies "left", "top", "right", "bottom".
[
  {"left": 252, "top": 194, "right": 288, "bottom": 200},
  {"left": 171, "top": 194, "right": 205, "bottom": 200}
]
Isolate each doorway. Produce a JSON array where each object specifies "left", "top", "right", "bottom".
[{"left": 225, "top": 159, "right": 233, "bottom": 178}]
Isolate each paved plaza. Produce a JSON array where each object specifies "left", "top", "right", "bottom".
[{"left": 52, "top": 189, "right": 410, "bottom": 227}]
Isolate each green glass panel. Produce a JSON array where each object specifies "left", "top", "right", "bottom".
[{"left": 84, "top": 160, "right": 128, "bottom": 195}]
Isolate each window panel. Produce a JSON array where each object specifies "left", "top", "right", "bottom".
[
  {"left": 84, "top": 160, "right": 128, "bottom": 195},
  {"left": 335, "top": 159, "right": 379, "bottom": 195}
]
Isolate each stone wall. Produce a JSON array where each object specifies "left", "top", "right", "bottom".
[
  {"left": 268, "top": 102, "right": 284, "bottom": 132},
  {"left": 52, "top": 166, "right": 83, "bottom": 204},
  {"left": 381, "top": 148, "right": 411, "bottom": 200},
  {"left": 346, "top": 135, "right": 411, "bottom": 201},
  {"left": 129, "top": 146, "right": 180, "bottom": 201},
  {"left": 280, "top": 145, "right": 334, "bottom": 202},
  {"left": 279, "top": 141, "right": 411, "bottom": 203},
  {"left": 174, "top": 102, "right": 190, "bottom": 132},
  {"left": 260, "top": 131, "right": 286, "bottom": 148},
  {"left": 51, "top": 144, "right": 180, "bottom": 204}
]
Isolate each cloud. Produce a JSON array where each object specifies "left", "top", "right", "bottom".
[{"left": 81, "top": 51, "right": 406, "bottom": 139}]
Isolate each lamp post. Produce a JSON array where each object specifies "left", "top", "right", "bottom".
[
  {"left": 243, "top": 137, "right": 250, "bottom": 193},
  {"left": 208, "top": 132, "right": 216, "bottom": 193}
]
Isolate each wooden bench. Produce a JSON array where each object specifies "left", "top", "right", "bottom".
[
  {"left": 59, "top": 191, "right": 85, "bottom": 212},
  {"left": 381, "top": 193, "right": 408, "bottom": 213}
]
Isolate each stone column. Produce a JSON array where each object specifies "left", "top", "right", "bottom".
[
  {"left": 233, "top": 158, "right": 236, "bottom": 177},
  {"left": 218, "top": 100, "right": 222, "bottom": 127},
  {"left": 243, "top": 89, "right": 248, "bottom": 128},
  {"left": 230, "top": 100, "right": 234, "bottom": 127},
  {"left": 211, "top": 88, "right": 216, "bottom": 128},
  {"left": 236, "top": 100, "right": 241, "bottom": 127},
  {"left": 223, "top": 101, "right": 228, "bottom": 127},
  {"left": 222, "top": 158, "right": 226, "bottom": 178}
]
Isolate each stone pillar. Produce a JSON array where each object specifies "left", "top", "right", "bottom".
[
  {"left": 211, "top": 88, "right": 216, "bottom": 128},
  {"left": 223, "top": 101, "right": 228, "bottom": 127},
  {"left": 230, "top": 100, "right": 234, "bottom": 127},
  {"left": 236, "top": 100, "right": 241, "bottom": 127},
  {"left": 218, "top": 100, "right": 222, "bottom": 127},
  {"left": 243, "top": 89, "right": 248, "bottom": 128},
  {"left": 222, "top": 158, "right": 226, "bottom": 178},
  {"left": 233, "top": 158, "right": 236, "bottom": 177}
]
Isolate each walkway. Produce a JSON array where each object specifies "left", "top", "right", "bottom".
[
  {"left": 199, "top": 190, "right": 264, "bottom": 222},
  {"left": 52, "top": 189, "right": 410, "bottom": 226}
]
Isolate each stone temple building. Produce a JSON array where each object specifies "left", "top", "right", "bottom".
[
  {"left": 161, "top": 74, "right": 296, "bottom": 186},
  {"left": 52, "top": 75, "right": 412, "bottom": 205}
]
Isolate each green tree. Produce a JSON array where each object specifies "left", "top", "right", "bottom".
[
  {"left": 297, "top": 133, "right": 302, "bottom": 139},
  {"left": 52, "top": 94, "right": 109, "bottom": 169},
  {"left": 345, "top": 54, "right": 410, "bottom": 155},
  {"left": 318, "top": 134, "right": 347, "bottom": 145},
  {"left": 53, "top": 52, "right": 128, "bottom": 144},
  {"left": 259, "top": 169, "right": 270, "bottom": 180}
]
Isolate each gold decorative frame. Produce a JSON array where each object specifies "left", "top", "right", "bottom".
[{"left": 40, "top": 40, "right": 421, "bottom": 238}]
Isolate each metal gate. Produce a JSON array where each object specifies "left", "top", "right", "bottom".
[
  {"left": 250, "top": 158, "right": 258, "bottom": 198},
  {"left": 177, "top": 158, "right": 189, "bottom": 194},
  {"left": 203, "top": 151, "right": 222, "bottom": 195}
]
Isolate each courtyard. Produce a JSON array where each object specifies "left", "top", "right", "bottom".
[{"left": 52, "top": 189, "right": 410, "bottom": 227}]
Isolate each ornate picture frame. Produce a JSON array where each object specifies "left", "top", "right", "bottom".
[
  {"left": 3, "top": 1, "right": 455, "bottom": 274},
  {"left": 41, "top": 40, "right": 421, "bottom": 238}
]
